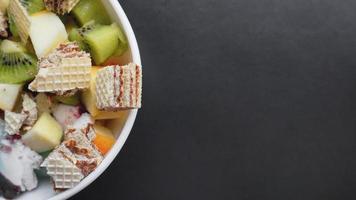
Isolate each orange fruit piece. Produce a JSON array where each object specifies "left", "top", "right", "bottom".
[{"left": 93, "top": 124, "right": 115, "bottom": 155}]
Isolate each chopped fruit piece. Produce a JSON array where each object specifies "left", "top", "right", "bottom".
[
  {"left": 68, "top": 21, "right": 97, "bottom": 51},
  {"left": 20, "top": 0, "right": 45, "bottom": 14},
  {"left": 44, "top": 0, "right": 80, "bottom": 15},
  {"left": 0, "top": 83, "right": 23, "bottom": 111},
  {"left": 72, "top": 0, "right": 110, "bottom": 25},
  {"left": 93, "top": 124, "right": 115, "bottom": 154},
  {"left": 22, "top": 112, "right": 63, "bottom": 153},
  {"left": 96, "top": 63, "right": 142, "bottom": 110},
  {"left": 8, "top": 0, "right": 31, "bottom": 43},
  {"left": 52, "top": 104, "right": 81, "bottom": 129},
  {"left": 84, "top": 23, "right": 120, "bottom": 64},
  {"left": 54, "top": 93, "right": 80, "bottom": 106},
  {"left": 29, "top": 11, "right": 68, "bottom": 58},
  {"left": 0, "top": 11, "right": 8, "bottom": 37},
  {"left": 81, "top": 67, "right": 124, "bottom": 119},
  {"left": 4, "top": 111, "right": 27, "bottom": 135},
  {"left": 29, "top": 42, "right": 91, "bottom": 94},
  {"left": 0, "top": 40, "right": 38, "bottom": 84},
  {"left": 21, "top": 93, "right": 38, "bottom": 126}
]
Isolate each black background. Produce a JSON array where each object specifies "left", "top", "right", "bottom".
[{"left": 73, "top": 0, "right": 356, "bottom": 199}]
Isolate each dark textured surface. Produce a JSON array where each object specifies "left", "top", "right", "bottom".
[{"left": 72, "top": 0, "right": 356, "bottom": 199}]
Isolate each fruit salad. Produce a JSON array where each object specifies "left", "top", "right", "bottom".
[{"left": 0, "top": 0, "right": 142, "bottom": 198}]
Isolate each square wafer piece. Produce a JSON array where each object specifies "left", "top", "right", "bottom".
[
  {"left": 8, "top": 0, "right": 31, "bottom": 43},
  {"left": 29, "top": 42, "right": 92, "bottom": 94},
  {"left": 0, "top": 11, "right": 8, "bottom": 37},
  {"left": 95, "top": 63, "right": 142, "bottom": 111}
]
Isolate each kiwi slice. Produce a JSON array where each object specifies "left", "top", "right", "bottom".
[
  {"left": 83, "top": 23, "right": 120, "bottom": 65},
  {"left": 68, "top": 21, "right": 98, "bottom": 51},
  {"left": 0, "top": 40, "right": 38, "bottom": 84},
  {"left": 19, "top": 0, "right": 45, "bottom": 15},
  {"left": 72, "top": 0, "right": 111, "bottom": 25}
]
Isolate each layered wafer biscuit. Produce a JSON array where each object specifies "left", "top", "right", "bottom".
[
  {"left": 21, "top": 93, "right": 38, "bottom": 126},
  {"left": 29, "top": 42, "right": 92, "bottom": 94},
  {"left": 0, "top": 11, "right": 8, "bottom": 37},
  {"left": 5, "top": 111, "right": 27, "bottom": 135},
  {"left": 44, "top": 0, "right": 80, "bottom": 15},
  {"left": 95, "top": 63, "right": 142, "bottom": 111},
  {"left": 41, "top": 150, "right": 84, "bottom": 189},
  {"left": 8, "top": 0, "right": 31, "bottom": 43}
]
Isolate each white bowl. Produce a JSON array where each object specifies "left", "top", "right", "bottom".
[{"left": 9, "top": 1, "right": 141, "bottom": 199}]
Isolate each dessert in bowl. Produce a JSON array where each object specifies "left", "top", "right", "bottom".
[{"left": 0, "top": 0, "right": 141, "bottom": 199}]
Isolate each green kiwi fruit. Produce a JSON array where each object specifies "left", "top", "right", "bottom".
[
  {"left": 83, "top": 23, "right": 120, "bottom": 65},
  {"left": 19, "top": 0, "right": 45, "bottom": 15},
  {"left": 0, "top": 40, "right": 38, "bottom": 84},
  {"left": 112, "top": 23, "right": 128, "bottom": 57},
  {"left": 72, "top": 0, "right": 111, "bottom": 25},
  {"left": 68, "top": 21, "right": 98, "bottom": 51}
]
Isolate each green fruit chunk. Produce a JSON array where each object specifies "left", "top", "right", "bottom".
[
  {"left": 19, "top": 0, "right": 45, "bottom": 15},
  {"left": 55, "top": 94, "right": 80, "bottom": 106},
  {"left": 84, "top": 24, "right": 120, "bottom": 64},
  {"left": 68, "top": 21, "right": 98, "bottom": 51},
  {"left": 22, "top": 112, "right": 63, "bottom": 153},
  {"left": 112, "top": 23, "right": 128, "bottom": 56},
  {"left": 0, "top": 40, "right": 38, "bottom": 84},
  {"left": 72, "top": 0, "right": 111, "bottom": 25}
]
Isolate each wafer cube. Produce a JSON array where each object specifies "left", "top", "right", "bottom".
[
  {"left": 8, "top": 0, "right": 31, "bottom": 43},
  {"left": 29, "top": 42, "right": 92, "bottom": 94},
  {"left": 5, "top": 111, "right": 27, "bottom": 135},
  {"left": 95, "top": 63, "right": 142, "bottom": 110}
]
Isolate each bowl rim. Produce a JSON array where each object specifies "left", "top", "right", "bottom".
[{"left": 49, "top": 1, "right": 141, "bottom": 199}]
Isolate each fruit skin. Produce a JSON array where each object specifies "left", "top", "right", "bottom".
[
  {"left": 0, "top": 83, "right": 23, "bottom": 111},
  {"left": 52, "top": 104, "right": 81, "bottom": 129},
  {"left": 81, "top": 67, "right": 123, "bottom": 119},
  {"left": 29, "top": 11, "right": 68, "bottom": 58},
  {"left": 72, "top": 0, "right": 110, "bottom": 25},
  {"left": 22, "top": 112, "right": 63, "bottom": 153},
  {"left": 84, "top": 24, "right": 119, "bottom": 64},
  {"left": 93, "top": 124, "right": 115, "bottom": 154},
  {"left": 0, "top": 40, "right": 38, "bottom": 84}
]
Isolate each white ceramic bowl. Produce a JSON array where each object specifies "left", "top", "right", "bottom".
[{"left": 8, "top": 1, "right": 141, "bottom": 199}]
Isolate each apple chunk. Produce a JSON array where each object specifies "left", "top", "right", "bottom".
[
  {"left": 22, "top": 112, "right": 63, "bottom": 153},
  {"left": 29, "top": 11, "right": 68, "bottom": 58},
  {"left": 0, "top": 83, "right": 22, "bottom": 111}
]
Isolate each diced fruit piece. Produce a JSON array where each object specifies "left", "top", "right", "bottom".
[
  {"left": 22, "top": 112, "right": 63, "bottom": 153},
  {"left": 52, "top": 104, "right": 81, "bottom": 129},
  {"left": 0, "top": 40, "right": 38, "bottom": 84},
  {"left": 84, "top": 23, "right": 120, "bottom": 64},
  {"left": 0, "top": 83, "right": 23, "bottom": 111},
  {"left": 81, "top": 67, "right": 123, "bottom": 119},
  {"left": 29, "top": 11, "right": 68, "bottom": 58},
  {"left": 0, "top": 0, "right": 10, "bottom": 13},
  {"left": 68, "top": 21, "right": 97, "bottom": 51},
  {"left": 43, "top": 0, "right": 80, "bottom": 15},
  {"left": 54, "top": 93, "right": 80, "bottom": 106},
  {"left": 93, "top": 124, "right": 115, "bottom": 154},
  {"left": 35, "top": 93, "right": 55, "bottom": 115},
  {"left": 72, "top": 0, "right": 110, "bottom": 25},
  {"left": 20, "top": 0, "right": 45, "bottom": 15}
]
